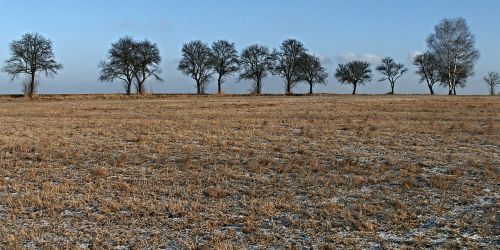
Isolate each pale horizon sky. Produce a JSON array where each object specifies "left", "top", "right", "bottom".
[{"left": 0, "top": 0, "right": 499, "bottom": 95}]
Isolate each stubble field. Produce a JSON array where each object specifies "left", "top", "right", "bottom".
[{"left": 0, "top": 94, "right": 498, "bottom": 248}]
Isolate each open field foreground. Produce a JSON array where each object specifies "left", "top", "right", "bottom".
[{"left": 0, "top": 95, "right": 498, "bottom": 248}]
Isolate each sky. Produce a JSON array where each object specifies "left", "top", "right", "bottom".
[{"left": 0, "top": 0, "right": 499, "bottom": 95}]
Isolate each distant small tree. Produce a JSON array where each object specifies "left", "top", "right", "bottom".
[
  {"left": 413, "top": 52, "right": 440, "bottom": 95},
  {"left": 484, "top": 71, "right": 500, "bottom": 95},
  {"left": 271, "top": 39, "right": 307, "bottom": 94},
  {"left": 335, "top": 61, "right": 372, "bottom": 95},
  {"left": 427, "top": 17, "right": 480, "bottom": 95},
  {"left": 178, "top": 40, "right": 213, "bottom": 94},
  {"left": 376, "top": 57, "right": 407, "bottom": 94},
  {"left": 210, "top": 40, "right": 239, "bottom": 94},
  {"left": 239, "top": 44, "right": 272, "bottom": 94},
  {"left": 297, "top": 53, "right": 328, "bottom": 94},
  {"left": 131, "top": 40, "right": 162, "bottom": 95},
  {"left": 99, "top": 37, "right": 137, "bottom": 95},
  {"left": 2, "top": 33, "right": 63, "bottom": 98}
]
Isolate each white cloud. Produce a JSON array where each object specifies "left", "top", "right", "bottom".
[{"left": 335, "top": 53, "right": 382, "bottom": 64}]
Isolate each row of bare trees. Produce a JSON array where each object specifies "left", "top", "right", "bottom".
[
  {"left": 335, "top": 17, "right": 488, "bottom": 95},
  {"left": 1, "top": 18, "right": 498, "bottom": 98},
  {"left": 178, "top": 39, "right": 328, "bottom": 95}
]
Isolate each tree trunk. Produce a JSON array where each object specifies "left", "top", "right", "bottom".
[
  {"left": 126, "top": 83, "right": 131, "bottom": 95},
  {"left": 196, "top": 81, "right": 201, "bottom": 95},
  {"left": 390, "top": 82, "right": 395, "bottom": 94},
  {"left": 429, "top": 86, "right": 434, "bottom": 95},
  {"left": 352, "top": 83, "right": 357, "bottom": 95},
  {"left": 309, "top": 82, "right": 313, "bottom": 95},
  {"left": 491, "top": 86, "right": 495, "bottom": 96},
  {"left": 29, "top": 72, "right": 36, "bottom": 98},
  {"left": 256, "top": 80, "right": 261, "bottom": 94},
  {"left": 453, "top": 87, "right": 457, "bottom": 95},
  {"left": 137, "top": 82, "right": 144, "bottom": 95},
  {"left": 217, "top": 75, "right": 223, "bottom": 95},
  {"left": 286, "top": 80, "right": 292, "bottom": 95}
]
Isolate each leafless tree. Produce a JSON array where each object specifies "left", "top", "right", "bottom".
[
  {"left": 335, "top": 61, "right": 372, "bottom": 95},
  {"left": 413, "top": 52, "right": 440, "bottom": 95},
  {"left": 131, "top": 40, "right": 162, "bottom": 95},
  {"left": 297, "top": 53, "right": 328, "bottom": 94},
  {"left": 427, "top": 17, "right": 480, "bottom": 95},
  {"left": 376, "top": 57, "right": 407, "bottom": 94},
  {"left": 271, "top": 39, "right": 307, "bottom": 94},
  {"left": 99, "top": 37, "right": 136, "bottom": 95},
  {"left": 210, "top": 40, "right": 239, "bottom": 94},
  {"left": 2, "top": 33, "right": 62, "bottom": 98},
  {"left": 484, "top": 72, "right": 500, "bottom": 95},
  {"left": 239, "top": 44, "right": 271, "bottom": 94},
  {"left": 178, "top": 40, "right": 213, "bottom": 94}
]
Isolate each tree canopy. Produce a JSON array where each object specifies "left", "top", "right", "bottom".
[
  {"left": 239, "top": 44, "right": 272, "bottom": 94},
  {"left": 178, "top": 40, "right": 213, "bottom": 95},
  {"left": 270, "top": 39, "right": 307, "bottom": 94},
  {"left": 297, "top": 53, "right": 328, "bottom": 94},
  {"left": 427, "top": 17, "right": 480, "bottom": 95},
  {"left": 376, "top": 57, "right": 407, "bottom": 94},
  {"left": 413, "top": 52, "right": 440, "bottom": 95},
  {"left": 99, "top": 37, "right": 162, "bottom": 95},
  {"left": 484, "top": 71, "right": 500, "bottom": 95},
  {"left": 210, "top": 40, "right": 239, "bottom": 94},
  {"left": 2, "top": 33, "right": 63, "bottom": 98},
  {"left": 335, "top": 61, "right": 372, "bottom": 95}
]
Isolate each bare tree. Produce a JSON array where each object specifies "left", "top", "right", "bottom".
[
  {"left": 335, "top": 61, "right": 372, "bottom": 95},
  {"left": 427, "top": 17, "right": 480, "bottom": 95},
  {"left": 2, "top": 33, "right": 62, "bottom": 98},
  {"left": 178, "top": 40, "right": 213, "bottom": 94},
  {"left": 484, "top": 72, "right": 500, "bottom": 95},
  {"left": 297, "top": 53, "right": 328, "bottom": 94},
  {"left": 131, "top": 40, "right": 162, "bottom": 95},
  {"left": 413, "top": 52, "right": 440, "bottom": 95},
  {"left": 239, "top": 44, "right": 271, "bottom": 94},
  {"left": 210, "top": 40, "right": 239, "bottom": 94},
  {"left": 376, "top": 57, "right": 407, "bottom": 94},
  {"left": 271, "top": 39, "right": 307, "bottom": 94},
  {"left": 99, "top": 37, "right": 136, "bottom": 95}
]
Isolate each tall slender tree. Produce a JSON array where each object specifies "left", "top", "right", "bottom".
[
  {"left": 335, "top": 61, "right": 372, "bottom": 95},
  {"left": 210, "top": 40, "right": 239, "bottom": 94},
  {"left": 2, "top": 33, "right": 63, "bottom": 98},
  {"left": 484, "top": 72, "right": 500, "bottom": 96},
  {"left": 297, "top": 53, "right": 328, "bottom": 94},
  {"left": 427, "top": 17, "right": 480, "bottom": 95},
  {"left": 413, "top": 52, "right": 440, "bottom": 95},
  {"left": 271, "top": 39, "right": 307, "bottom": 94},
  {"left": 239, "top": 44, "right": 272, "bottom": 94},
  {"left": 178, "top": 40, "right": 213, "bottom": 94},
  {"left": 376, "top": 57, "right": 407, "bottom": 94}
]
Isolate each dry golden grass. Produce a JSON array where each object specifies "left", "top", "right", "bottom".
[{"left": 0, "top": 94, "right": 498, "bottom": 248}]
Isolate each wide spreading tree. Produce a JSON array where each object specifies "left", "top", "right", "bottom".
[{"left": 2, "top": 33, "right": 63, "bottom": 98}]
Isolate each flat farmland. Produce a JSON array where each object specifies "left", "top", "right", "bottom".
[{"left": 0, "top": 95, "right": 498, "bottom": 248}]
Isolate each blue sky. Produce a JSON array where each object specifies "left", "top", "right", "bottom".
[{"left": 0, "top": 0, "right": 499, "bottom": 95}]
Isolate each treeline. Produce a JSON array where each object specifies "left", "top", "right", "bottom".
[{"left": 1, "top": 17, "right": 499, "bottom": 98}]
